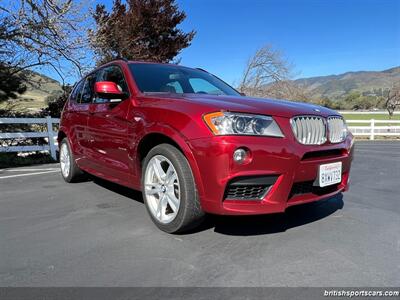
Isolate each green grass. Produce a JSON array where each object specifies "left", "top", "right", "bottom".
[
  {"left": 342, "top": 113, "right": 400, "bottom": 121},
  {"left": 341, "top": 113, "right": 400, "bottom": 126}
]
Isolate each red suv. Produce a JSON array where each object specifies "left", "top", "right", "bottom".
[{"left": 59, "top": 59, "right": 354, "bottom": 233}]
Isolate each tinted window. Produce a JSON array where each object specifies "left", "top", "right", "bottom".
[
  {"left": 166, "top": 81, "right": 183, "bottom": 93},
  {"left": 96, "top": 65, "right": 128, "bottom": 93},
  {"left": 129, "top": 63, "right": 240, "bottom": 96},
  {"left": 80, "top": 75, "right": 95, "bottom": 104},
  {"left": 189, "top": 78, "right": 224, "bottom": 95},
  {"left": 70, "top": 80, "right": 84, "bottom": 103}
]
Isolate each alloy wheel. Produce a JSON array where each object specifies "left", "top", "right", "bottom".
[
  {"left": 60, "top": 143, "right": 71, "bottom": 178},
  {"left": 144, "top": 155, "right": 181, "bottom": 224}
]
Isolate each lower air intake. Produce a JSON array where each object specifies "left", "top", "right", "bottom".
[
  {"left": 289, "top": 180, "right": 339, "bottom": 199},
  {"left": 224, "top": 175, "right": 278, "bottom": 201}
]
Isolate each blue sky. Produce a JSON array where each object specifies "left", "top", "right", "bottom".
[
  {"left": 174, "top": 0, "right": 400, "bottom": 84},
  {"left": 41, "top": 0, "right": 400, "bottom": 85}
]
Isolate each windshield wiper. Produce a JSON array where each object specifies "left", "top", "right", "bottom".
[{"left": 142, "top": 91, "right": 173, "bottom": 95}]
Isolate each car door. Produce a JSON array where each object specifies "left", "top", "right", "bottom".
[{"left": 85, "top": 65, "right": 133, "bottom": 184}]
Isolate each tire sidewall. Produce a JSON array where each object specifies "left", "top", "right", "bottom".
[{"left": 60, "top": 138, "right": 73, "bottom": 182}]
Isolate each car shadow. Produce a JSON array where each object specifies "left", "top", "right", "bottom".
[
  {"left": 91, "top": 176, "right": 144, "bottom": 204},
  {"left": 90, "top": 175, "right": 344, "bottom": 237},
  {"left": 192, "top": 194, "right": 344, "bottom": 236}
]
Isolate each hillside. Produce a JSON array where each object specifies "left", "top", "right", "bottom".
[
  {"left": 5, "top": 66, "right": 400, "bottom": 111},
  {"left": 9, "top": 70, "right": 62, "bottom": 111},
  {"left": 295, "top": 66, "right": 400, "bottom": 100}
]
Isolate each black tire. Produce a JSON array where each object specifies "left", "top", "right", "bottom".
[
  {"left": 59, "top": 138, "right": 85, "bottom": 183},
  {"left": 141, "top": 144, "right": 205, "bottom": 233}
]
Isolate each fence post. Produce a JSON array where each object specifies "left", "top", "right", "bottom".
[
  {"left": 46, "top": 116, "right": 57, "bottom": 160},
  {"left": 370, "top": 119, "right": 375, "bottom": 140}
]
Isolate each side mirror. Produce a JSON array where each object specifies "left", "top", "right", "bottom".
[
  {"left": 240, "top": 92, "right": 246, "bottom": 96},
  {"left": 94, "top": 81, "right": 128, "bottom": 102}
]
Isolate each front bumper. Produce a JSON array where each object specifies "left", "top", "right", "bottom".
[{"left": 188, "top": 132, "right": 354, "bottom": 215}]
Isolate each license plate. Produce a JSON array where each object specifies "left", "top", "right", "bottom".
[{"left": 318, "top": 162, "right": 342, "bottom": 187}]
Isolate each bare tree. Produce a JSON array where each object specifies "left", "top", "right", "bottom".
[
  {"left": 386, "top": 82, "right": 400, "bottom": 117},
  {"left": 239, "top": 45, "right": 289, "bottom": 96},
  {"left": 238, "top": 45, "right": 309, "bottom": 101},
  {"left": 263, "top": 80, "right": 310, "bottom": 101},
  {"left": 0, "top": 0, "right": 92, "bottom": 84}
]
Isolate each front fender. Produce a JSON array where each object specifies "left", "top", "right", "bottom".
[{"left": 133, "top": 124, "right": 205, "bottom": 200}]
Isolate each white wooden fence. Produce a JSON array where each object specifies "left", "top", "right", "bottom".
[
  {"left": 0, "top": 117, "right": 398, "bottom": 161},
  {"left": 0, "top": 117, "right": 60, "bottom": 160},
  {"left": 347, "top": 119, "right": 400, "bottom": 140}
]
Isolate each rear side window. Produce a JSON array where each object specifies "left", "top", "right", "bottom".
[
  {"left": 80, "top": 75, "right": 96, "bottom": 104},
  {"left": 69, "top": 76, "right": 95, "bottom": 104}
]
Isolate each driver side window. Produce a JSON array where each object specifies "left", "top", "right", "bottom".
[{"left": 94, "top": 65, "right": 129, "bottom": 104}]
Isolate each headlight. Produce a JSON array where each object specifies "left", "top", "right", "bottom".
[{"left": 203, "top": 112, "right": 284, "bottom": 137}]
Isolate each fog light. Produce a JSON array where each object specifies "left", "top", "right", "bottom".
[{"left": 233, "top": 148, "right": 248, "bottom": 164}]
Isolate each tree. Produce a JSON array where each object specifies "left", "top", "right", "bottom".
[
  {"left": 238, "top": 45, "right": 307, "bottom": 100},
  {"left": 89, "top": 0, "right": 195, "bottom": 64},
  {"left": 0, "top": 63, "right": 27, "bottom": 102},
  {"left": 263, "top": 80, "right": 310, "bottom": 101},
  {"left": 239, "top": 45, "right": 289, "bottom": 95},
  {"left": 315, "top": 97, "right": 335, "bottom": 109},
  {"left": 386, "top": 83, "right": 400, "bottom": 117},
  {"left": 0, "top": 0, "right": 91, "bottom": 85},
  {"left": 42, "top": 85, "right": 72, "bottom": 117}
]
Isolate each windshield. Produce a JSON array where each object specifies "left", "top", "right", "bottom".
[{"left": 129, "top": 63, "right": 240, "bottom": 96}]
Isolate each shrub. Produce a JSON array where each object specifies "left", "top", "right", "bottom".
[{"left": 42, "top": 85, "right": 72, "bottom": 117}]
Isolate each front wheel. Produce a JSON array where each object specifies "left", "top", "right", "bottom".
[{"left": 142, "top": 144, "right": 205, "bottom": 233}]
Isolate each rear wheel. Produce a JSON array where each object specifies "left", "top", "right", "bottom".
[
  {"left": 59, "top": 138, "right": 84, "bottom": 183},
  {"left": 142, "top": 144, "right": 205, "bottom": 233}
]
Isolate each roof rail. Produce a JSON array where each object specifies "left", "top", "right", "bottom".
[
  {"left": 109, "top": 57, "right": 129, "bottom": 63},
  {"left": 196, "top": 67, "right": 208, "bottom": 73}
]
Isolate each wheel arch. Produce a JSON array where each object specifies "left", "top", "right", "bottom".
[
  {"left": 135, "top": 129, "right": 205, "bottom": 201},
  {"left": 137, "top": 133, "right": 182, "bottom": 165},
  {"left": 57, "top": 130, "right": 67, "bottom": 145}
]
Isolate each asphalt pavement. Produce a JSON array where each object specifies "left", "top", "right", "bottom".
[{"left": 0, "top": 141, "right": 399, "bottom": 287}]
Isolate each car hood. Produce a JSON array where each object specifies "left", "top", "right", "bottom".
[{"left": 158, "top": 94, "right": 339, "bottom": 118}]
